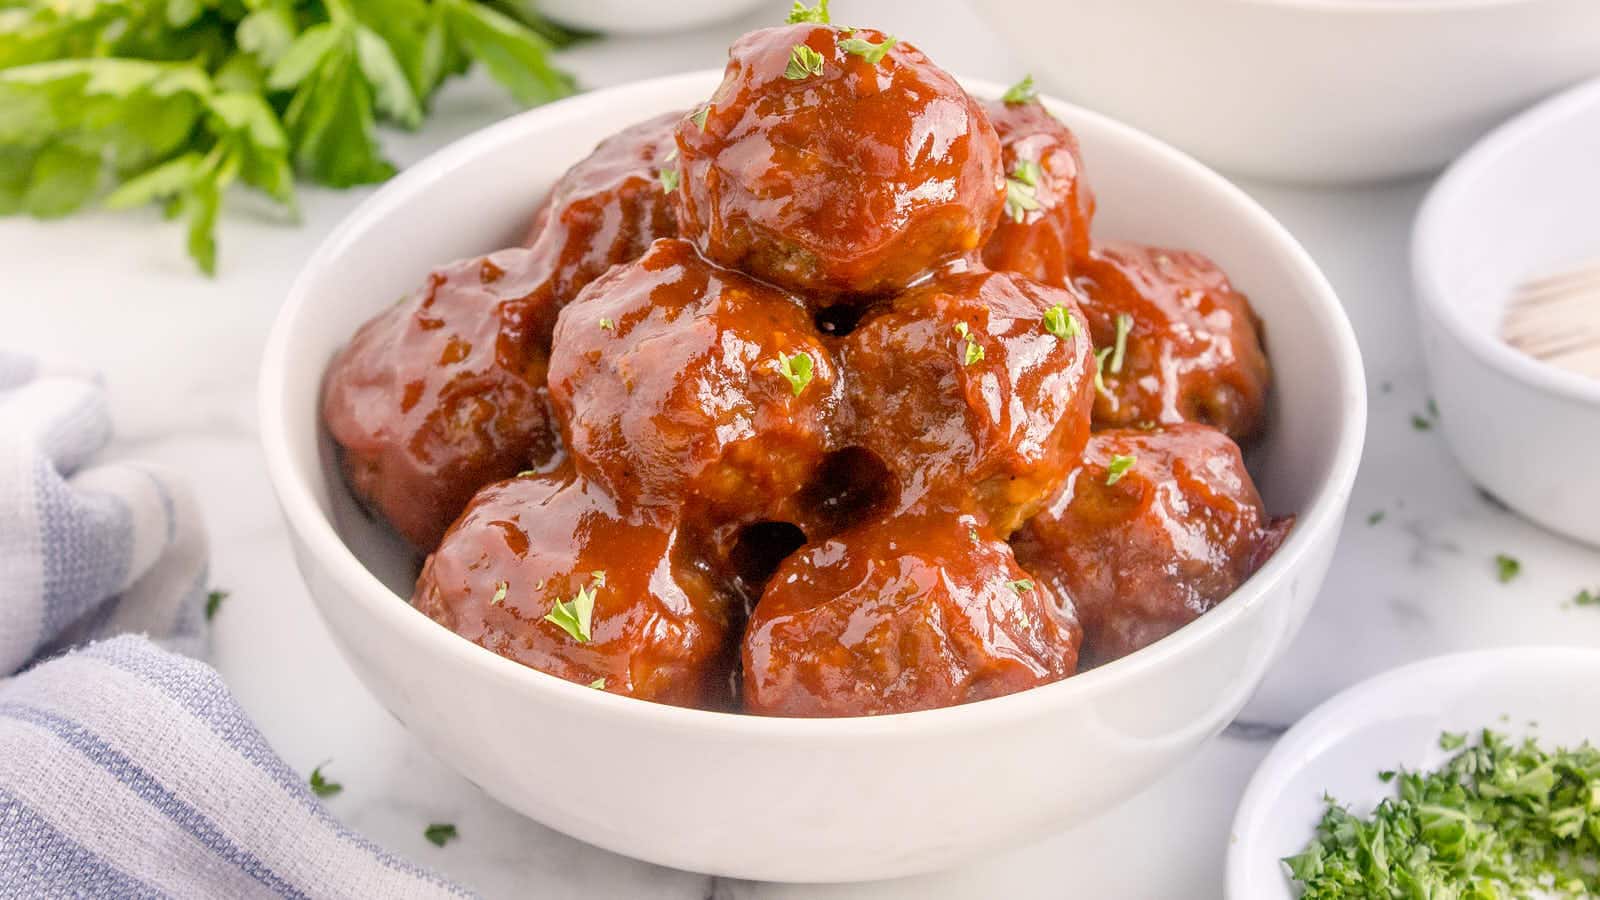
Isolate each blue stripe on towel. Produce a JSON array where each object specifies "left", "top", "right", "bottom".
[{"left": 0, "top": 788, "right": 165, "bottom": 899}]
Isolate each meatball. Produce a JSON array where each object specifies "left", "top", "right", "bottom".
[
  {"left": 521, "top": 110, "right": 684, "bottom": 306},
  {"left": 323, "top": 249, "right": 561, "bottom": 551},
  {"left": 413, "top": 472, "right": 736, "bottom": 708},
  {"left": 980, "top": 96, "right": 1095, "bottom": 286},
  {"left": 1011, "top": 423, "right": 1291, "bottom": 668},
  {"left": 547, "top": 239, "right": 844, "bottom": 521},
  {"left": 1075, "top": 242, "right": 1271, "bottom": 443},
  {"left": 674, "top": 23, "right": 1004, "bottom": 296},
  {"left": 842, "top": 266, "right": 1096, "bottom": 535},
  {"left": 743, "top": 513, "right": 1080, "bottom": 717}
]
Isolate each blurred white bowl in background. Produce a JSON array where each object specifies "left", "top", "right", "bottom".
[
  {"left": 536, "top": 0, "right": 766, "bottom": 35},
  {"left": 972, "top": 0, "right": 1600, "bottom": 184}
]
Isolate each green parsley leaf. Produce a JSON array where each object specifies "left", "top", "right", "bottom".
[
  {"left": 490, "top": 580, "right": 508, "bottom": 605},
  {"left": 1007, "top": 579, "right": 1033, "bottom": 593},
  {"left": 1043, "top": 304, "right": 1077, "bottom": 340},
  {"left": 204, "top": 589, "right": 228, "bottom": 621},
  {"left": 309, "top": 762, "right": 342, "bottom": 798},
  {"left": 590, "top": 570, "right": 606, "bottom": 587},
  {"left": 784, "top": 44, "right": 825, "bottom": 80},
  {"left": 690, "top": 105, "right": 709, "bottom": 130},
  {"left": 1439, "top": 731, "right": 1466, "bottom": 750},
  {"left": 1367, "top": 510, "right": 1385, "bottom": 526},
  {"left": 838, "top": 34, "right": 897, "bottom": 65},
  {"left": 1001, "top": 74, "right": 1037, "bottom": 104},
  {"left": 1411, "top": 413, "right": 1434, "bottom": 431},
  {"left": 544, "top": 579, "right": 597, "bottom": 643},
  {"left": 1575, "top": 589, "right": 1598, "bottom": 607},
  {"left": 1105, "top": 454, "right": 1136, "bottom": 486},
  {"left": 953, "top": 322, "right": 984, "bottom": 366},
  {"left": 440, "top": 0, "right": 574, "bottom": 106},
  {"left": 785, "top": 0, "right": 830, "bottom": 24},
  {"left": 1003, "top": 159, "right": 1043, "bottom": 223},
  {"left": 1495, "top": 554, "right": 1521, "bottom": 584},
  {"left": 598, "top": 317, "right": 614, "bottom": 331},
  {"left": 777, "top": 351, "right": 814, "bottom": 396},
  {"left": 587, "top": 677, "right": 606, "bottom": 689},
  {"left": 424, "top": 823, "right": 458, "bottom": 847},
  {"left": 658, "top": 164, "right": 679, "bottom": 194},
  {"left": 1094, "top": 347, "right": 1112, "bottom": 397},
  {"left": 1109, "top": 313, "right": 1133, "bottom": 374}
]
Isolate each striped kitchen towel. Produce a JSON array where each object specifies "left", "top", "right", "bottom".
[{"left": 0, "top": 353, "right": 470, "bottom": 899}]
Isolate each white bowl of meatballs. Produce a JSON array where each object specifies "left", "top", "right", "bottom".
[{"left": 260, "top": 13, "right": 1365, "bottom": 883}]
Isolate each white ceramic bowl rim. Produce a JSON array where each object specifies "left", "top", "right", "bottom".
[
  {"left": 259, "top": 70, "right": 1366, "bottom": 739},
  {"left": 1238, "top": 0, "right": 1542, "bottom": 12},
  {"left": 1413, "top": 74, "right": 1600, "bottom": 409}
]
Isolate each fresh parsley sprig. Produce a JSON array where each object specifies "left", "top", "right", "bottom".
[{"left": 0, "top": 0, "right": 579, "bottom": 274}]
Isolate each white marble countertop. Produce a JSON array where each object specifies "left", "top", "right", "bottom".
[{"left": 6, "top": 2, "right": 1600, "bottom": 897}]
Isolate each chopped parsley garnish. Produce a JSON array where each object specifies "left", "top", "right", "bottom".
[
  {"left": 424, "top": 823, "right": 458, "bottom": 847},
  {"left": 785, "top": 0, "right": 829, "bottom": 24},
  {"left": 784, "top": 44, "right": 825, "bottom": 80},
  {"left": 205, "top": 589, "right": 228, "bottom": 622},
  {"left": 490, "top": 581, "right": 508, "bottom": 605},
  {"left": 1367, "top": 510, "right": 1386, "bottom": 526},
  {"left": 1284, "top": 729, "right": 1600, "bottom": 898},
  {"left": 777, "top": 351, "right": 815, "bottom": 396},
  {"left": 1109, "top": 313, "right": 1133, "bottom": 373},
  {"left": 1094, "top": 347, "right": 1113, "bottom": 397},
  {"left": 838, "top": 34, "right": 897, "bottom": 65},
  {"left": 953, "top": 322, "right": 984, "bottom": 366},
  {"left": 1001, "top": 74, "right": 1038, "bottom": 105},
  {"left": 1411, "top": 413, "right": 1434, "bottom": 431},
  {"left": 1003, "top": 159, "right": 1044, "bottom": 223},
  {"left": 1495, "top": 554, "right": 1521, "bottom": 583},
  {"left": 970, "top": 527, "right": 981, "bottom": 543},
  {"left": 588, "top": 677, "right": 607, "bottom": 690},
  {"left": 544, "top": 578, "right": 599, "bottom": 643},
  {"left": 1007, "top": 579, "right": 1034, "bottom": 594},
  {"left": 1105, "top": 454, "right": 1136, "bottom": 485},
  {"left": 1573, "top": 588, "right": 1598, "bottom": 607},
  {"left": 309, "top": 763, "right": 342, "bottom": 798},
  {"left": 599, "top": 317, "right": 615, "bottom": 331},
  {"left": 1043, "top": 304, "right": 1078, "bottom": 340},
  {"left": 658, "top": 165, "right": 679, "bottom": 194},
  {"left": 690, "top": 106, "right": 709, "bottom": 130},
  {"left": 590, "top": 570, "right": 607, "bottom": 587}
]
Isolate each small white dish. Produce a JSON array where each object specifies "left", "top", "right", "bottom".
[
  {"left": 536, "top": 0, "right": 765, "bottom": 35},
  {"left": 1228, "top": 647, "right": 1600, "bottom": 899},
  {"left": 972, "top": 0, "right": 1600, "bottom": 183},
  {"left": 260, "top": 70, "right": 1365, "bottom": 882},
  {"left": 1412, "top": 75, "right": 1600, "bottom": 547}
]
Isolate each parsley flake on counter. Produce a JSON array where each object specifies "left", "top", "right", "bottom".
[
  {"left": 1576, "top": 589, "right": 1598, "bottom": 607},
  {"left": 1007, "top": 579, "right": 1033, "bottom": 594},
  {"left": 544, "top": 579, "right": 598, "bottom": 643},
  {"left": 1284, "top": 729, "right": 1600, "bottom": 899},
  {"left": 777, "top": 351, "right": 815, "bottom": 396},
  {"left": 1003, "top": 159, "right": 1043, "bottom": 223},
  {"left": 839, "top": 34, "right": 897, "bottom": 65},
  {"left": 1109, "top": 313, "right": 1133, "bottom": 374},
  {"left": 1367, "top": 511, "right": 1385, "bottom": 526},
  {"left": 1495, "top": 554, "right": 1522, "bottom": 583},
  {"left": 785, "top": 0, "right": 830, "bottom": 24},
  {"left": 1105, "top": 454, "right": 1136, "bottom": 485},
  {"left": 205, "top": 589, "right": 228, "bottom": 622},
  {"left": 1043, "top": 304, "right": 1078, "bottom": 340},
  {"left": 309, "top": 763, "right": 342, "bottom": 798},
  {"left": 785, "top": 44, "right": 825, "bottom": 80},
  {"left": 424, "top": 823, "right": 458, "bottom": 847},
  {"left": 490, "top": 580, "right": 508, "bottom": 605},
  {"left": 1001, "top": 74, "right": 1038, "bottom": 105},
  {"left": 1411, "top": 413, "right": 1434, "bottom": 431}
]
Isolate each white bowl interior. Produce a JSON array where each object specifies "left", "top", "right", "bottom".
[{"left": 1229, "top": 648, "right": 1600, "bottom": 900}]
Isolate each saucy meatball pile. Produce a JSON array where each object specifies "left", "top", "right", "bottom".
[{"left": 322, "top": 14, "right": 1291, "bottom": 717}]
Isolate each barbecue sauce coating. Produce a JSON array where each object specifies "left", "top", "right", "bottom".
[
  {"left": 743, "top": 513, "right": 1080, "bottom": 716},
  {"left": 980, "top": 97, "right": 1095, "bottom": 286},
  {"left": 321, "top": 249, "right": 561, "bottom": 551},
  {"left": 674, "top": 24, "right": 1005, "bottom": 297},
  {"left": 1011, "top": 424, "right": 1291, "bottom": 668},
  {"left": 1074, "top": 242, "right": 1271, "bottom": 444},
  {"left": 842, "top": 267, "right": 1097, "bottom": 535},
  {"left": 413, "top": 472, "right": 737, "bottom": 708},
  {"left": 547, "top": 239, "right": 845, "bottom": 522}
]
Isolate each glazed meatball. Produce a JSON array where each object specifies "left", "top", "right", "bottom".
[
  {"left": 743, "top": 513, "right": 1080, "bottom": 717},
  {"left": 842, "top": 267, "right": 1096, "bottom": 535},
  {"left": 1012, "top": 423, "right": 1291, "bottom": 668},
  {"left": 1075, "top": 242, "right": 1271, "bottom": 443},
  {"left": 323, "top": 249, "right": 561, "bottom": 551},
  {"left": 674, "top": 24, "right": 1004, "bottom": 296},
  {"left": 413, "top": 472, "right": 736, "bottom": 708},
  {"left": 548, "top": 239, "right": 844, "bottom": 520},
  {"left": 521, "top": 110, "right": 684, "bottom": 305},
  {"left": 980, "top": 96, "right": 1095, "bottom": 286}
]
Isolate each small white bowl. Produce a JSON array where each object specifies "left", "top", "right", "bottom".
[
  {"left": 1412, "top": 76, "right": 1600, "bottom": 547},
  {"left": 1228, "top": 647, "right": 1600, "bottom": 899},
  {"left": 972, "top": 0, "right": 1600, "bottom": 183},
  {"left": 536, "top": 0, "right": 765, "bottom": 35},
  {"left": 259, "top": 71, "right": 1365, "bottom": 881}
]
